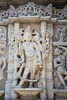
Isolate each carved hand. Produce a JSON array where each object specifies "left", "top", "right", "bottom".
[{"left": 38, "top": 62, "right": 42, "bottom": 69}]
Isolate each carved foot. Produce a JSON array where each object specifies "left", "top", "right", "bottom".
[
  {"left": 15, "top": 85, "right": 22, "bottom": 88},
  {"left": 29, "top": 85, "right": 33, "bottom": 88}
]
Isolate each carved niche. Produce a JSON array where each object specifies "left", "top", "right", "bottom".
[
  {"left": 54, "top": 46, "right": 67, "bottom": 89},
  {"left": 53, "top": 26, "right": 67, "bottom": 89},
  {"left": 13, "top": 25, "right": 49, "bottom": 90},
  {"left": 15, "top": 25, "right": 43, "bottom": 88}
]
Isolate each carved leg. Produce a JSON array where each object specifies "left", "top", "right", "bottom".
[
  {"left": 16, "top": 63, "right": 25, "bottom": 79},
  {"left": 57, "top": 74, "right": 66, "bottom": 88},
  {"left": 0, "top": 70, "right": 3, "bottom": 80},
  {"left": 63, "top": 71, "right": 67, "bottom": 80},
  {"left": 29, "top": 65, "right": 37, "bottom": 88},
  {"left": 29, "top": 69, "right": 35, "bottom": 88},
  {"left": 16, "top": 66, "right": 30, "bottom": 88}
]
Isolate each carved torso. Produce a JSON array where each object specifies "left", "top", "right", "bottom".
[{"left": 22, "top": 42, "right": 36, "bottom": 58}]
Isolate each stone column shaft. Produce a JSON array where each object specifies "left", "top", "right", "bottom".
[
  {"left": 12, "top": 22, "right": 19, "bottom": 99},
  {"left": 5, "top": 24, "right": 14, "bottom": 100},
  {"left": 40, "top": 21, "right": 47, "bottom": 100},
  {"left": 46, "top": 23, "right": 54, "bottom": 100}
]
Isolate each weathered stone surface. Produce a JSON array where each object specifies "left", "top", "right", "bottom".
[
  {"left": 0, "top": 2, "right": 67, "bottom": 100},
  {"left": 0, "top": 2, "right": 66, "bottom": 21}
]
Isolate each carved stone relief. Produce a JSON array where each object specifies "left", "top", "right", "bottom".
[
  {"left": 53, "top": 25, "right": 67, "bottom": 90},
  {"left": 0, "top": 26, "right": 6, "bottom": 98},
  {"left": 15, "top": 25, "right": 43, "bottom": 88},
  {"left": 0, "top": 2, "right": 67, "bottom": 100},
  {"left": 0, "top": 2, "right": 66, "bottom": 21},
  {"left": 53, "top": 5, "right": 67, "bottom": 20},
  {"left": 0, "top": 26, "right": 6, "bottom": 81},
  {"left": 54, "top": 46, "right": 67, "bottom": 89},
  {"left": 9, "top": 27, "right": 15, "bottom": 56}
]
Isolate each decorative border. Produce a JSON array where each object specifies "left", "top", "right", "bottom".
[{"left": 0, "top": 2, "right": 67, "bottom": 20}]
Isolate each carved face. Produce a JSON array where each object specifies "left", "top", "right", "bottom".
[{"left": 23, "top": 25, "right": 32, "bottom": 41}]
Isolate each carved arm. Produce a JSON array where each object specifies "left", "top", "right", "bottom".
[
  {"left": 33, "top": 42, "right": 42, "bottom": 68},
  {"left": 58, "top": 46, "right": 67, "bottom": 56},
  {"left": 54, "top": 57, "right": 63, "bottom": 68},
  {"left": 2, "top": 57, "right": 6, "bottom": 71}
]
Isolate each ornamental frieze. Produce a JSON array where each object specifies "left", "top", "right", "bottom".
[{"left": 0, "top": 2, "right": 67, "bottom": 20}]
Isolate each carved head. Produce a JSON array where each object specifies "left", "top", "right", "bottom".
[
  {"left": 23, "top": 25, "right": 32, "bottom": 41},
  {"left": 54, "top": 48, "right": 63, "bottom": 56}
]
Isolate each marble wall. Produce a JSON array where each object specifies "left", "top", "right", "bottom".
[{"left": 0, "top": 2, "right": 67, "bottom": 100}]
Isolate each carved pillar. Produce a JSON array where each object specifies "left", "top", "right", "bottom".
[
  {"left": 12, "top": 22, "right": 19, "bottom": 99},
  {"left": 5, "top": 24, "right": 14, "bottom": 100},
  {"left": 46, "top": 23, "right": 54, "bottom": 100},
  {"left": 40, "top": 21, "right": 47, "bottom": 100}
]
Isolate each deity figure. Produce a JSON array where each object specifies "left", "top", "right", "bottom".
[
  {"left": 54, "top": 47, "right": 67, "bottom": 88},
  {"left": 16, "top": 25, "right": 42, "bottom": 88}
]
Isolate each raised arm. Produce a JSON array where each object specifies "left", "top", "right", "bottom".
[{"left": 58, "top": 46, "right": 67, "bottom": 56}]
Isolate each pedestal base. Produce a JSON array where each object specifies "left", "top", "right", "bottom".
[
  {"left": 53, "top": 89, "right": 67, "bottom": 98},
  {"left": 14, "top": 88, "right": 42, "bottom": 96}
]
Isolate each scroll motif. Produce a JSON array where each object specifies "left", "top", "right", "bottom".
[
  {"left": 53, "top": 5, "right": 67, "bottom": 20},
  {"left": 0, "top": 2, "right": 52, "bottom": 20},
  {"left": 0, "top": 2, "right": 66, "bottom": 20}
]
